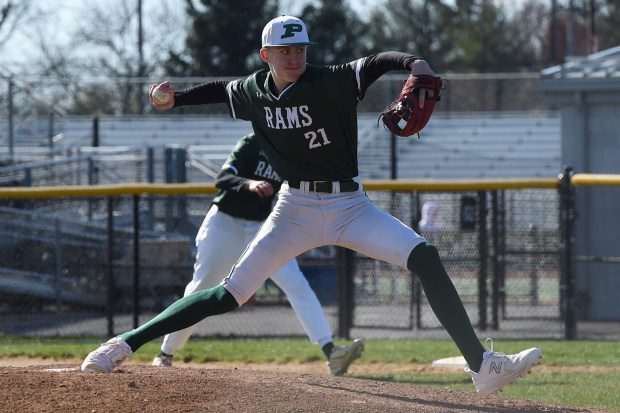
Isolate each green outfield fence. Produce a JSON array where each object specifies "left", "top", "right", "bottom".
[{"left": 0, "top": 172, "right": 619, "bottom": 341}]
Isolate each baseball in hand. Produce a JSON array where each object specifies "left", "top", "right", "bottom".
[{"left": 152, "top": 88, "right": 171, "bottom": 105}]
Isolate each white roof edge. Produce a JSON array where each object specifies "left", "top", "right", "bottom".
[{"left": 541, "top": 45, "right": 620, "bottom": 77}]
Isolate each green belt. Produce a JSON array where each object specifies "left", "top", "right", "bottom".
[{"left": 288, "top": 179, "right": 360, "bottom": 194}]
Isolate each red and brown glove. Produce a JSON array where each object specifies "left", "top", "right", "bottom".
[{"left": 379, "top": 74, "right": 444, "bottom": 137}]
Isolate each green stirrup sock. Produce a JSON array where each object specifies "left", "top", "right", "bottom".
[
  {"left": 121, "top": 285, "right": 238, "bottom": 352},
  {"left": 408, "top": 242, "right": 485, "bottom": 372},
  {"left": 321, "top": 342, "right": 335, "bottom": 360}
]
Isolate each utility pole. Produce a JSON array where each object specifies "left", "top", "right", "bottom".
[
  {"left": 7, "top": 77, "right": 14, "bottom": 163},
  {"left": 551, "top": 0, "right": 558, "bottom": 65},
  {"left": 566, "top": 0, "right": 575, "bottom": 58},
  {"left": 137, "top": 0, "right": 145, "bottom": 114},
  {"left": 589, "top": 0, "right": 598, "bottom": 54}
]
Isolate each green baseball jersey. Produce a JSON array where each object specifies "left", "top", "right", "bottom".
[
  {"left": 225, "top": 62, "right": 363, "bottom": 181},
  {"left": 213, "top": 134, "right": 282, "bottom": 221}
]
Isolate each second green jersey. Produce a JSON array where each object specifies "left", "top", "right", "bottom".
[
  {"left": 225, "top": 62, "right": 363, "bottom": 182},
  {"left": 213, "top": 134, "right": 282, "bottom": 221}
]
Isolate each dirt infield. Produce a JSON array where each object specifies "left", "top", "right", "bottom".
[{"left": 0, "top": 362, "right": 601, "bottom": 413}]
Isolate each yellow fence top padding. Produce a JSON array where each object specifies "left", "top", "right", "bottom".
[
  {"left": 571, "top": 174, "right": 620, "bottom": 187},
  {"left": 362, "top": 178, "right": 559, "bottom": 191},
  {"left": 0, "top": 183, "right": 219, "bottom": 199},
  {"left": 0, "top": 179, "right": 563, "bottom": 199},
  {"left": 2, "top": 175, "right": 618, "bottom": 199}
]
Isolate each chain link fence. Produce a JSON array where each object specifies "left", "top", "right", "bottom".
[
  {"left": 2, "top": 181, "right": 615, "bottom": 340},
  {"left": 0, "top": 193, "right": 341, "bottom": 338},
  {"left": 0, "top": 147, "right": 150, "bottom": 188},
  {"left": 348, "top": 188, "right": 564, "bottom": 340},
  {"left": 0, "top": 73, "right": 66, "bottom": 163}
]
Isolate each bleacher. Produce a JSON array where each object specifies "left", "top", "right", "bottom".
[
  {"left": 59, "top": 115, "right": 253, "bottom": 148},
  {"left": 396, "top": 112, "right": 560, "bottom": 179},
  {"left": 356, "top": 112, "right": 561, "bottom": 179},
  {"left": 6, "top": 112, "right": 561, "bottom": 180}
]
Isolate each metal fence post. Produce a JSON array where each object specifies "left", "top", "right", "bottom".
[
  {"left": 477, "top": 190, "right": 488, "bottom": 331},
  {"left": 337, "top": 247, "right": 354, "bottom": 339},
  {"left": 92, "top": 117, "right": 99, "bottom": 147},
  {"left": 87, "top": 155, "right": 96, "bottom": 185},
  {"left": 23, "top": 168, "right": 32, "bottom": 187},
  {"left": 499, "top": 190, "right": 507, "bottom": 318},
  {"left": 529, "top": 225, "right": 539, "bottom": 305},
  {"left": 133, "top": 195, "right": 141, "bottom": 329},
  {"left": 48, "top": 112, "right": 55, "bottom": 149},
  {"left": 7, "top": 77, "right": 14, "bottom": 162},
  {"left": 23, "top": 169, "right": 32, "bottom": 209},
  {"left": 146, "top": 146, "right": 155, "bottom": 231},
  {"left": 176, "top": 147, "right": 187, "bottom": 226},
  {"left": 147, "top": 147, "right": 155, "bottom": 182},
  {"left": 164, "top": 147, "right": 175, "bottom": 231},
  {"left": 410, "top": 191, "right": 423, "bottom": 329},
  {"left": 388, "top": 139, "right": 398, "bottom": 306},
  {"left": 560, "top": 167, "right": 577, "bottom": 340},
  {"left": 87, "top": 156, "right": 95, "bottom": 221},
  {"left": 107, "top": 197, "right": 116, "bottom": 337},
  {"left": 53, "top": 218, "right": 62, "bottom": 309},
  {"left": 491, "top": 190, "right": 500, "bottom": 330}
]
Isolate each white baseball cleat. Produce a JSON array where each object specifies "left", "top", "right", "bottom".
[
  {"left": 81, "top": 336, "right": 133, "bottom": 373},
  {"left": 465, "top": 338, "right": 542, "bottom": 395},
  {"left": 327, "top": 339, "right": 365, "bottom": 376},
  {"left": 152, "top": 354, "right": 173, "bottom": 367}
]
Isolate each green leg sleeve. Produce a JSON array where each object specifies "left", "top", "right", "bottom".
[
  {"left": 121, "top": 284, "right": 238, "bottom": 352},
  {"left": 408, "top": 242, "right": 485, "bottom": 372}
]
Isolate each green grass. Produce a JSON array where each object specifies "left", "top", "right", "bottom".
[
  {"left": 355, "top": 370, "right": 620, "bottom": 412},
  {"left": 1, "top": 338, "right": 619, "bottom": 411}
]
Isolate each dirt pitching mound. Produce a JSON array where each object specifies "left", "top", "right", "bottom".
[{"left": 0, "top": 364, "right": 594, "bottom": 412}]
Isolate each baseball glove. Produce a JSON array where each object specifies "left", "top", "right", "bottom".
[{"left": 379, "top": 74, "right": 444, "bottom": 138}]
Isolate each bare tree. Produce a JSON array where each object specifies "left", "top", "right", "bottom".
[
  {"left": 66, "top": 0, "right": 186, "bottom": 114},
  {"left": 0, "top": 0, "right": 28, "bottom": 47},
  {"left": 0, "top": 0, "right": 42, "bottom": 58}
]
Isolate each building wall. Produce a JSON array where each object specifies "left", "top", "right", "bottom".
[{"left": 552, "top": 90, "right": 620, "bottom": 320}]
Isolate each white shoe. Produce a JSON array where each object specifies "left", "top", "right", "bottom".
[
  {"left": 466, "top": 338, "right": 542, "bottom": 395},
  {"left": 152, "top": 354, "right": 173, "bottom": 367},
  {"left": 327, "top": 339, "right": 365, "bottom": 376},
  {"left": 81, "top": 336, "right": 133, "bottom": 373}
]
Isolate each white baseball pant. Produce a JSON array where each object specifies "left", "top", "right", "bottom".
[
  {"left": 222, "top": 177, "right": 427, "bottom": 305},
  {"left": 161, "top": 205, "right": 333, "bottom": 355}
]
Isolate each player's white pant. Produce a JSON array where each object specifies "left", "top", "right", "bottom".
[
  {"left": 161, "top": 205, "right": 333, "bottom": 355},
  {"left": 222, "top": 177, "right": 427, "bottom": 305}
]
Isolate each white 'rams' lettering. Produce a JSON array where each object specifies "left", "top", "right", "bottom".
[
  {"left": 285, "top": 107, "right": 301, "bottom": 128},
  {"left": 274, "top": 108, "right": 287, "bottom": 129},
  {"left": 264, "top": 108, "right": 274, "bottom": 129},
  {"left": 299, "top": 105, "right": 312, "bottom": 127},
  {"left": 264, "top": 164, "right": 273, "bottom": 178},
  {"left": 253, "top": 160, "right": 282, "bottom": 182},
  {"left": 263, "top": 105, "right": 313, "bottom": 130},
  {"left": 255, "top": 160, "right": 266, "bottom": 175}
]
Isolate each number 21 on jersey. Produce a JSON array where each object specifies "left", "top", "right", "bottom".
[{"left": 304, "top": 128, "right": 331, "bottom": 149}]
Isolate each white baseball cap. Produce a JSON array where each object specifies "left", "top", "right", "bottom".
[{"left": 261, "top": 15, "right": 317, "bottom": 47}]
